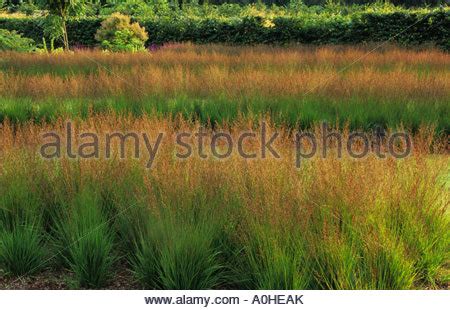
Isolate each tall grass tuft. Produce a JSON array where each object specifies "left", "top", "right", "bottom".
[
  {"left": 132, "top": 219, "right": 225, "bottom": 290},
  {"left": 158, "top": 222, "right": 224, "bottom": 290},
  {"left": 0, "top": 160, "right": 47, "bottom": 276},
  {"left": 242, "top": 224, "right": 313, "bottom": 289},
  {"left": 380, "top": 169, "right": 450, "bottom": 287},
  {"left": 0, "top": 160, "right": 44, "bottom": 231},
  {"left": 0, "top": 222, "right": 47, "bottom": 276},
  {"left": 132, "top": 188, "right": 230, "bottom": 290},
  {"left": 54, "top": 188, "right": 116, "bottom": 288},
  {"left": 366, "top": 237, "right": 416, "bottom": 289},
  {"left": 97, "top": 164, "right": 150, "bottom": 255},
  {"left": 131, "top": 226, "right": 161, "bottom": 289}
]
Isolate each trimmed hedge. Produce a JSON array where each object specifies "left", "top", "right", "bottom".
[{"left": 0, "top": 11, "right": 448, "bottom": 50}]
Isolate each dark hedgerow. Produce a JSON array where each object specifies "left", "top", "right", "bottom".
[{"left": 0, "top": 11, "right": 448, "bottom": 50}]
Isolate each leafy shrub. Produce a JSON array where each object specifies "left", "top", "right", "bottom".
[
  {"left": 81, "top": 1, "right": 102, "bottom": 17},
  {"left": 17, "top": 2, "right": 38, "bottom": 16},
  {"left": 0, "top": 28, "right": 35, "bottom": 52},
  {"left": 95, "top": 13, "right": 148, "bottom": 52},
  {"left": 100, "top": 0, "right": 156, "bottom": 18}
]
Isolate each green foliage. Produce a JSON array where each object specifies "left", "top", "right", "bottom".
[
  {"left": 242, "top": 225, "right": 313, "bottom": 289},
  {"left": 99, "top": 0, "right": 159, "bottom": 18},
  {"left": 0, "top": 163, "right": 48, "bottom": 277},
  {"left": 100, "top": 28, "right": 146, "bottom": 51},
  {"left": 95, "top": 13, "right": 148, "bottom": 51},
  {"left": 0, "top": 163, "right": 44, "bottom": 231},
  {"left": 131, "top": 194, "right": 227, "bottom": 289},
  {"left": 0, "top": 223, "right": 47, "bottom": 276},
  {"left": 131, "top": 230, "right": 161, "bottom": 288},
  {"left": 0, "top": 7, "right": 448, "bottom": 50},
  {"left": 1, "top": 0, "right": 448, "bottom": 13},
  {"left": 132, "top": 221, "right": 223, "bottom": 290},
  {"left": 54, "top": 188, "right": 116, "bottom": 288},
  {"left": 380, "top": 175, "right": 450, "bottom": 286},
  {"left": 17, "top": 2, "right": 39, "bottom": 16},
  {"left": 40, "top": 15, "right": 64, "bottom": 41},
  {"left": 37, "top": 0, "right": 74, "bottom": 16},
  {"left": 0, "top": 28, "right": 36, "bottom": 52},
  {"left": 1, "top": 95, "right": 448, "bottom": 133},
  {"left": 37, "top": 0, "right": 84, "bottom": 49},
  {"left": 157, "top": 223, "right": 224, "bottom": 289}
]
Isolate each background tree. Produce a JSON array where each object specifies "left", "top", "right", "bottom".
[
  {"left": 38, "top": 0, "right": 82, "bottom": 50},
  {"left": 39, "top": 14, "right": 65, "bottom": 52}
]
